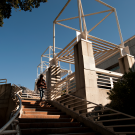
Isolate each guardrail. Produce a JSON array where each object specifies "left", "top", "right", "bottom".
[
  {"left": 47, "top": 68, "right": 123, "bottom": 100},
  {"left": 47, "top": 72, "right": 76, "bottom": 100},
  {"left": 46, "top": 69, "right": 135, "bottom": 134},
  {"left": 95, "top": 68, "right": 123, "bottom": 90},
  {"left": 55, "top": 93, "right": 135, "bottom": 134},
  {"left": 0, "top": 84, "right": 22, "bottom": 135},
  {"left": 0, "top": 79, "right": 7, "bottom": 84},
  {"left": 21, "top": 93, "right": 46, "bottom": 100}
]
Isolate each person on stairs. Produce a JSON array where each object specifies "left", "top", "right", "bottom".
[{"left": 37, "top": 74, "right": 47, "bottom": 101}]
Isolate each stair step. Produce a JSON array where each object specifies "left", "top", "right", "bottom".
[
  {"left": 19, "top": 118, "right": 76, "bottom": 123},
  {"left": 22, "top": 106, "right": 56, "bottom": 109},
  {"left": 23, "top": 111, "right": 65, "bottom": 115},
  {"left": 22, "top": 103, "right": 51, "bottom": 107},
  {"left": 22, "top": 100, "right": 47, "bottom": 104},
  {"left": 19, "top": 122, "right": 81, "bottom": 129},
  {"left": 22, "top": 108, "right": 60, "bottom": 112},
  {"left": 115, "top": 132, "right": 135, "bottom": 134},
  {"left": 21, "top": 114, "right": 71, "bottom": 119},
  {"left": 105, "top": 124, "right": 135, "bottom": 128},
  {"left": 21, "top": 127, "right": 92, "bottom": 134},
  {"left": 96, "top": 118, "right": 135, "bottom": 123},
  {"left": 42, "top": 133, "right": 96, "bottom": 135},
  {"left": 19, "top": 100, "right": 98, "bottom": 135}
]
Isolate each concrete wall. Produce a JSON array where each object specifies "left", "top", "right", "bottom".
[
  {"left": 96, "top": 35, "right": 135, "bottom": 72},
  {"left": 74, "top": 39, "right": 110, "bottom": 106},
  {"left": 0, "top": 84, "right": 16, "bottom": 128},
  {"left": 98, "top": 88, "right": 110, "bottom": 106}
]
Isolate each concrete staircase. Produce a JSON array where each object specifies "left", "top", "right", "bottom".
[{"left": 19, "top": 99, "right": 100, "bottom": 135}]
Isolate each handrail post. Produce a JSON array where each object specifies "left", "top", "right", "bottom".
[{"left": 110, "top": 77, "right": 113, "bottom": 89}]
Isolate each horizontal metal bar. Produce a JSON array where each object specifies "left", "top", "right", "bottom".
[
  {"left": 92, "top": 112, "right": 121, "bottom": 118},
  {"left": 105, "top": 124, "right": 135, "bottom": 128},
  {"left": 88, "top": 35, "right": 118, "bottom": 47},
  {"left": 97, "top": 84, "right": 111, "bottom": 88},
  {"left": 83, "top": 9, "right": 113, "bottom": 17},
  {"left": 67, "top": 100, "right": 86, "bottom": 106},
  {"left": 41, "top": 47, "right": 49, "bottom": 56},
  {"left": 0, "top": 130, "right": 17, "bottom": 134},
  {"left": 95, "top": 68, "right": 123, "bottom": 77},
  {"left": 96, "top": 118, "right": 135, "bottom": 123},
  {"left": 55, "top": 37, "right": 76, "bottom": 58},
  {"left": 97, "top": 73, "right": 119, "bottom": 79},
  {"left": 57, "top": 16, "right": 79, "bottom": 22},
  {"left": 54, "top": 0, "right": 71, "bottom": 22},
  {"left": 97, "top": 81, "right": 111, "bottom": 84},
  {"left": 96, "top": 0, "right": 114, "bottom": 10},
  {"left": 58, "top": 59, "right": 74, "bottom": 64},
  {"left": 56, "top": 22, "right": 80, "bottom": 32},
  {"left": 61, "top": 98, "right": 77, "bottom": 104},
  {"left": 95, "top": 50, "right": 119, "bottom": 65},
  {"left": 88, "top": 11, "right": 113, "bottom": 33}
]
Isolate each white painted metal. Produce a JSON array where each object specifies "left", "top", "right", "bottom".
[
  {"left": 79, "top": 0, "right": 87, "bottom": 39},
  {"left": 56, "top": 22, "right": 80, "bottom": 32},
  {"left": 0, "top": 79, "right": 7, "bottom": 84},
  {"left": 114, "top": 8, "right": 124, "bottom": 48},
  {"left": 88, "top": 11, "right": 113, "bottom": 33},
  {"left": 77, "top": 0, "right": 83, "bottom": 33},
  {"left": 53, "top": 23, "right": 55, "bottom": 58}
]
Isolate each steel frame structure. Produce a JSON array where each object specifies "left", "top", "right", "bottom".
[
  {"left": 37, "top": 46, "right": 72, "bottom": 79},
  {"left": 53, "top": 0, "right": 125, "bottom": 63}
]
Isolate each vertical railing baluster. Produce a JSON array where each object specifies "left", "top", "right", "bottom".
[{"left": 110, "top": 77, "right": 113, "bottom": 89}]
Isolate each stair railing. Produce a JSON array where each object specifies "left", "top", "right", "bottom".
[
  {"left": 0, "top": 79, "right": 7, "bottom": 84},
  {"left": 96, "top": 68, "right": 123, "bottom": 90},
  {"left": 46, "top": 70, "right": 135, "bottom": 134},
  {"left": 0, "top": 84, "right": 22, "bottom": 135},
  {"left": 46, "top": 72, "right": 76, "bottom": 100}
]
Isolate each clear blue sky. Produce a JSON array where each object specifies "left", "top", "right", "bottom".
[{"left": 0, "top": 0, "right": 135, "bottom": 90}]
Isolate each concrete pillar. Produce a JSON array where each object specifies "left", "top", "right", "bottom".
[
  {"left": 118, "top": 54, "right": 135, "bottom": 74},
  {"left": 74, "top": 39, "right": 98, "bottom": 104},
  {"left": 46, "top": 66, "right": 61, "bottom": 100}
]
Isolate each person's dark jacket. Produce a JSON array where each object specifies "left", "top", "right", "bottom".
[{"left": 37, "top": 79, "right": 47, "bottom": 89}]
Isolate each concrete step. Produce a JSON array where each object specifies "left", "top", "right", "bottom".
[
  {"left": 22, "top": 108, "right": 61, "bottom": 112},
  {"left": 20, "top": 114, "right": 71, "bottom": 119},
  {"left": 22, "top": 103, "right": 51, "bottom": 107},
  {"left": 38, "top": 133, "right": 96, "bottom": 135},
  {"left": 22, "top": 101, "right": 51, "bottom": 106},
  {"left": 22, "top": 105, "right": 56, "bottom": 109},
  {"left": 19, "top": 118, "right": 76, "bottom": 123},
  {"left": 21, "top": 127, "right": 92, "bottom": 134},
  {"left": 23, "top": 111, "right": 65, "bottom": 115},
  {"left": 22, "top": 100, "right": 46, "bottom": 104},
  {"left": 19, "top": 122, "right": 81, "bottom": 129}
]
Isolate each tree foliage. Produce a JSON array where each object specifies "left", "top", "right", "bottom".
[
  {"left": 107, "top": 69, "right": 135, "bottom": 116},
  {"left": 0, "top": 0, "right": 47, "bottom": 27}
]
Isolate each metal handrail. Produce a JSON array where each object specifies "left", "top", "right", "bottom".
[
  {"left": 61, "top": 93, "right": 135, "bottom": 118},
  {"left": 0, "top": 92, "right": 22, "bottom": 134},
  {"left": 0, "top": 79, "right": 7, "bottom": 84}
]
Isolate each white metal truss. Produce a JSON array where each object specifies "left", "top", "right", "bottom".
[
  {"left": 37, "top": 46, "right": 72, "bottom": 79},
  {"left": 52, "top": 0, "right": 125, "bottom": 65}
]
